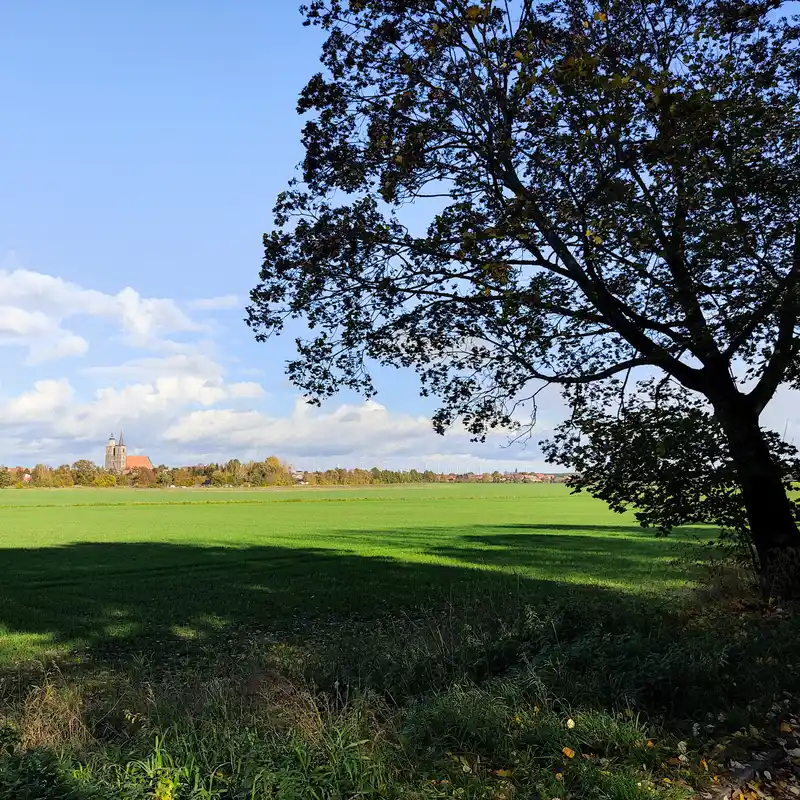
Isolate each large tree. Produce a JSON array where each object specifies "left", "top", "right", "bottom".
[{"left": 247, "top": 0, "right": 800, "bottom": 592}]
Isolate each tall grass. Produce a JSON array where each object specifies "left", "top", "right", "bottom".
[{"left": 2, "top": 575, "right": 798, "bottom": 799}]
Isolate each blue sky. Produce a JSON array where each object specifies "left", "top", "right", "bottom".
[
  {"left": 0, "top": 1, "right": 564, "bottom": 470},
  {"left": 0, "top": 2, "right": 797, "bottom": 470}
]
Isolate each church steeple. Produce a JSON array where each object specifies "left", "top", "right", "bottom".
[{"left": 104, "top": 430, "right": 127, "bottom": 473}]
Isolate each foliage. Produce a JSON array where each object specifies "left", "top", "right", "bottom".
[
  {"left": 0, "top": 732, "right": 105, "bottom": 800},
  {"left": 70, "top": 461, "right": 98, "bottom": 487},
  {"left": 248, "top": 0, "right": 800, "bottom": 429},
  {"left": 246, "top": 0, "right": 800, "bottom": 583},
  {"left": 5, "top": 458, "right": 564, "bottom": 490},
  {"left": 0, "top": 469, "right": 11, "bottom": 489},
  {"left": 542, "top": 378, "right": 800, "bottom": 562}
]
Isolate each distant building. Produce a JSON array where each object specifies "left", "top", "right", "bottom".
[
  {"left": 105, "top": 432, "right": 126, "bottom": 473},
  {"left": 104, "top": 432, "right": 153, "bottom": 473},
  {"left": 126, "top": 455, "right": 154, "bottom": 471}
]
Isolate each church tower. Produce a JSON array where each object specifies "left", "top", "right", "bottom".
[{"left": 104, "top": 432, "right": 127, "bottom": 473}]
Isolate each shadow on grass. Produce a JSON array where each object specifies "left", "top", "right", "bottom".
[
  {"left": 422, "top": 523, "right": 716, "bottom": 579},
  {"left": 0, "top": 522, "right": 708, "bottom": 662},
  {"left": 0, "top": 529, "right": 797, "bottom": 723},
  {"left": 0, "top": 535, "right": 639, "bottom": 659}
]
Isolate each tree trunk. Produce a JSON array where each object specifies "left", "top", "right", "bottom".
[{"left": 713, "top": 393, "right": 800, "bottom": 598}]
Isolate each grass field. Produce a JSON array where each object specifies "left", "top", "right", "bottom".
[
  {"left": 1, "top": 485, "right": 798, "bottom": 799},
  {"left": 0, "top": 484, "right": 698, "bottom": 663}
]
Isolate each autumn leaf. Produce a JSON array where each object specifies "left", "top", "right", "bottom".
[
  {"left": 563, "top": 747, "right": 576, "bottom": 759},
  {"left": 781, "top": 722, "right": 793, "bottom": 733},
  {"left": 465, "top": 5, "right": 483, "bottom": 22},
  {"left": 594, "top": 11, "right": 608, "bottom": 22},
  {"left": 494, "top": 768, "right": 513, "bottom": 777}
]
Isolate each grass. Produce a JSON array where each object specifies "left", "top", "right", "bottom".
[
  {"left": 0, "top": 484, "right": 798, "bottom": 799},
  {"left": 0, "top": 484, "right": 695, "bottom": 663}
]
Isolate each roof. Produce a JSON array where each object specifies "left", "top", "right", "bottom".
[{"left": 126, "top": 455, "right": 153, "bottom": 470}]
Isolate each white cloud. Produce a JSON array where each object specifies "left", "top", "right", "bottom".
[
  {"left": 0, "top": 306, "right": 89, "bottom": 364},
  {"left": 0, "top": 266, "right": 198, "bottom": 358},
  {"left": 115, "top": 287, "right": 197, "bottom": 346},
  {"left": 227, "top": 382, "right": 265, "bottom": 399},
  {"left": 3, "top": 379, "right": 74, "bottom": 423},
  {"left": 84, "top": 353, "right": 226, "bottom": 381},
  {"left": 161, "top": 398, "right": 520, "bottom": 463},
  {"left": 0, "top": 257, "right": 552, "bottom": 469},
  {"left": 763, "top": 386, "right": 800, "bottom": 447},
  {"left": 189, "top": 295, "right": 239, "bottom": 310}
]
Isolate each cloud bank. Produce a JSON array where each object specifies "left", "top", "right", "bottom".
[{"left": 0, "top": 260, "right": 554, "bottom": 470}]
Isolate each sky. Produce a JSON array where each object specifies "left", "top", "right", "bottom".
[{"left": 0, "top": 1, "right": 798, "bottom": 471}]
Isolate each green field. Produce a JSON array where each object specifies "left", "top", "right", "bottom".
[
  {"left": 2, "top": 485, "right": 798, "bottom": 799},
  {"left": 0, "top": 484, "right": 699, "bottom": 663}
]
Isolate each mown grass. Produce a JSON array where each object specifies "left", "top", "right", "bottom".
[{"left": 0, "top": 485, "right": 797, "bottom": 799}]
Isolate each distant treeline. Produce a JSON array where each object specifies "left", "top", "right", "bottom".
[{"left": 0, "top": 459, "right": 568, "bottom": 489}]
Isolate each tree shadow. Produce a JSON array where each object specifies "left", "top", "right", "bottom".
[
  {"left": 420, "top": 523, "right": 715, "bottom": 582},
  {"left": 0, "top": 531, "right": 681, "bottom": 664},
  {"left": 1, "top": 534, "right": 799, "bottom": 728}
]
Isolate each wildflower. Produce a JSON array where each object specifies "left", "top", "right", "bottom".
[
  {"left": 566, "top": 718, "right": 576, "bottom": 729},
  {"left": 647, "top": 740, "right": 655, "bottom": 748},
  {"left": 555, "top": 772, "right": 564, "bottom": 781},
  {"left": 562, "top": 747, "right": 575, "bottom": 759}
]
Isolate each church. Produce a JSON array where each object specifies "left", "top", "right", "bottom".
[{"left": 104, "top": 432, "right": 153, "bottom": 473}]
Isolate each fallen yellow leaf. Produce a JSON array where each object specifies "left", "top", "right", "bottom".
[
  {"left": 594, "top": 11, "right": 608, "bottom": 22},
  {"left": 781, "top": 722, "right": 793, "bottom": 733},
  {"left": 494, "top": 768, "right": 512, "bottom": 778}
]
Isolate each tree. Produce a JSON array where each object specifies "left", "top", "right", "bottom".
[
  {"left": 0, "top": 468, "right": 11, "bottom": 489},
  {"left": 71, "top": 460, "right": 98, "bottom": 487},
  {"left": 247, "top": 0, "right": 800, "bottom": 593},
  {"left": 31, "top": 464, "right": 54, "bottom": 488},
  {"left": 53, "top": 465, "right": 74, "bottom": 487},
  {"left": 542, "top": 378, "right": 800, "bottom": 576}
]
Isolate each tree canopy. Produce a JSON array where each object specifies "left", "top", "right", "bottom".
[{"left": 248, "top": 0, "right": 800, "bottom": 592}]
